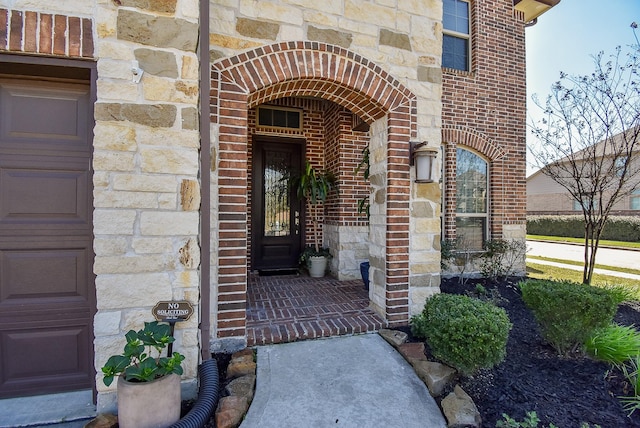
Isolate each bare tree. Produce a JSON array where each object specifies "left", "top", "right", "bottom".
[{"left": 529, "top": 33, "right": 640, "bottom": 284}]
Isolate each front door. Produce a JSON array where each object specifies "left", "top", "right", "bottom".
[
  {"left": 0, "top": 73, "right": 94, "bottom": 398},
  {"left": 251, "top": 138, "right": 304, "bottom": 271}
]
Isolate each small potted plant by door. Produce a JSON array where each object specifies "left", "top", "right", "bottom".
[
  {"left": 293, "top": 160, "right": 337, "bottom": 278},
  {"left": 101, "top": 321, "right": 185, "bottom": 428}
]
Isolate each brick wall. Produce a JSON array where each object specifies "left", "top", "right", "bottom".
[
  {"left": 0, "top": 8, "right": 93, "bottom": 58},
  {"left": 442, "top": 0, "right": 527, "bottom": 244}
]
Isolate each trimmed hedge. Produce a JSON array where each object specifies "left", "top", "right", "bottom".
[
  {"left": 411, "top": 293, "right": 512, "bottom": 375},
  {"left": 527, "top": 215, "right": 640, "bottom": 242},
  {"left": 520, "top": 279, "right": 617, "bottom": 355}
]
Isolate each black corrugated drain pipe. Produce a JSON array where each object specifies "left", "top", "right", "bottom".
[{"left": 170, "top": 359, "right": 219, "bottom": 428}]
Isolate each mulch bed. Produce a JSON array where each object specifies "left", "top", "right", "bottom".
[
  {"left": 440, "top": 276, "right": 640, "bottom": 428},
  {"left": 191, "top": 277, "right": 640, "bottom": 428}
]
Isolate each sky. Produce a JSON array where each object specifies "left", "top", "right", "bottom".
[{"left": 525, "top": 0, "right": 640, "bottom": 176}]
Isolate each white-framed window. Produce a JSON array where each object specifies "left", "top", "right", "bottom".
[
  {"left": 443, "top": 0, "right": 471, "bottom": 71},
  {"left": 631, "top": 189, "right": 640, "bottom": 210},
  {"left": 456, "top": 148, "right": 487, "bottom": 249}
]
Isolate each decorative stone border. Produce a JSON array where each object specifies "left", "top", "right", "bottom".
[
  {"left": 215, "top": 349, "right": 257, "bottom": 428},
  {"left": 379, "top": 329, "right": 482, "bottom": 428}
]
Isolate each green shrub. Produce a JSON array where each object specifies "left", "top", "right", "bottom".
[
  {"left": 619, "top": 355, "right": 640, "bottom": 416},
  {"left": 527, "top": 215, "right": 640, "bottom": 242},
  {"left": 411, "top": 293, "right": 512, "bottom": 375},
  {"left": 519, "top": 279, "right": 617, "bottom": 354},
  {"left": 585, "top": 324, "right": 640, "bottom": 365}
]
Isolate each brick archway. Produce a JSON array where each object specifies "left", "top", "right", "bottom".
[{"left": 211, "top": 41, "right": 417, "bottom": 339}]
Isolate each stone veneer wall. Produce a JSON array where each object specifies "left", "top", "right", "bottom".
[
  {"left": 89, "top": 0, "right": 201, "bottom": 412},
  {"left": 0, "top": 0, "right": 203, "bottom": 413},
  {"left": 209, "top": 0, "right": 443, "bottom": 338}
]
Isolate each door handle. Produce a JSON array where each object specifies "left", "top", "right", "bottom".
[{"left": 295, "top": 211, "right": 300, "bottom": 234}]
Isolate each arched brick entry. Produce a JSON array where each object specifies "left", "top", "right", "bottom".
[{"left": 211, "top": 41, "right": 417, "bottom": 339}]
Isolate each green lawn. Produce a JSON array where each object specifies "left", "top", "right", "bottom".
[
  {"left": 526, "top": 261, "right": 640, "bottom": 300},
  {"left": 527, "top": 234, "right": 640, "bottom": 250},
  {"left": 527, "top": 255, "right": 640, "bottom": 276}
]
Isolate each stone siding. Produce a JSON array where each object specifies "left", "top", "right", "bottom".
[{"left": 91, "top": 0, "right": 201, "bottom": 412}]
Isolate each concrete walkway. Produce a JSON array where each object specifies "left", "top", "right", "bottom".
[
  {"left": 0, "top": 390, "right": 95, "bottom": 428},
  {"left": 240, "top": 333, "right": 447, "bottom": 428}
]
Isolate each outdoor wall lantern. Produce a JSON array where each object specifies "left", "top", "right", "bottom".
[{"left": 410, "top": 141, "right": 438, "bottom": 183}]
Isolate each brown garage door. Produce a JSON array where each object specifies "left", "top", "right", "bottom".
[{"left": 0, "top": 73, "right": 94, "bottom": 398}]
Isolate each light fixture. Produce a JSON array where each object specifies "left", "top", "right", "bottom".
[{"left": 410, "top": 141, "right": 438, "bottom": 183}]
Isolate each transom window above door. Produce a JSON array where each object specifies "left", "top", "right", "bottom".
[{"left": 257, "top": 106, "right": 303, "bottom": 131}]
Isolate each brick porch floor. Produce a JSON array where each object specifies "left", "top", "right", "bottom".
[{"left": 246, "top": 273, "right": 387, "bottom": 346}]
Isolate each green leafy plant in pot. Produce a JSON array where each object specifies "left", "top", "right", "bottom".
[
  {"left": 292, "top": 160, "right": 337, "bottom": 277},
  {"left": 101, "top": 321, "right": 185, "bottom": 428}
]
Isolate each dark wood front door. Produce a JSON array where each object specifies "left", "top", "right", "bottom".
[
  {"left": 251, "top": 138, "right": 304, "bottom": 271},
  {"left": 0, "top": 75, "right": 94, "bottom": 398}
]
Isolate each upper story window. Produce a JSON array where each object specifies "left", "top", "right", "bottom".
[
  {"left": 443, "top": 0, "right": 470, "bottom": 71},
  {"left": 456, "top": 148, "right": 487, "bottom": 249}
]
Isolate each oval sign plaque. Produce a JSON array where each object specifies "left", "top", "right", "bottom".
[{"left": 152, "top": 301, "right": 194, "bottom": 322}]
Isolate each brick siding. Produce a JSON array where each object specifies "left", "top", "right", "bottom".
[
  {"left": 442, "top": 1, "right": 527, "bottom": 240},
  {"left": 0, "top": 8, "right": 93, "bottom": 58}
]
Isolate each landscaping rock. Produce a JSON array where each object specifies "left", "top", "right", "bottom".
[
  {"left": 379, "top": 329, "right": 408, "bottom": 347},
  {"left": 412, "top": 360, "right": 456, "bottom": 397},
  {"left": 397, "top": 341, "right": 426, "bottom": 361},
  {"left": 441, "top": 385, "right": 482, "bottom": 428},
  {"left": 232, "top": 348, "right": 255, "bottom": 359},
  {"left": 225, "top": 374, "right": 256, "bottom": 402},
  {"left": 226, "top": 358, "right": 256, "bottom": 380},
  {"left": 83, "top": 413, "right": 118, "bottom": 428},
  {"left": 215, "top": 396, "right": 249, "bottom": 428}
]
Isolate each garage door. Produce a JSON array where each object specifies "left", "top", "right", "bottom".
[{"left": 0, "top": 75, "right": 94, "bottom": 398}]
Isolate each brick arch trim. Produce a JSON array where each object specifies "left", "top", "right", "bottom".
[
  {"left": 442, "top": 125, "right": 506, "bottom": 161},
  {"left": 212, "top": 41, "right": 416, "bottom": 337},
  {"left": 212, "top": 41, "right": 416, "bottom": 123},
  {"left": 0, "top": 8, "right": 94, "bottom": 58}
]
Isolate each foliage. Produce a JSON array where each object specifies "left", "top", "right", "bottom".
[
  {"left": 355, "top": 147, "right": 370, "bottom": 218},
  {"left": 101, "top": 321, "right": 184, "bottom": 386},
  {"left": 519, "top": 279, "right": 617, "bottom": 354},
  {"left": 480, "top": 239, "right": 528, "bottom": 281},
  {"left": 411, "top": 294, "right": 512, "bottom": 375},
  {"left": 585, "top": 323, "right": 640, "bottom": 365},
  {"left": 527, "top": 215, "right": 640, "bottom": 243},
  {"left": 528, "top": 44, "right": 640, "bottom": 285},
  {"left": 299, "top": 245, "right": 332, "bottom": 266},
  {"left": 618, "top": 355, "right": 640, "bottom": 416},
  {"left": 496, "top": 411, "right": 558, "bottom": 428},
  {"left": 289, "top": 160, "right": 337, "bottom": 253},
  {"left": 465, "top": 283, "right": 508, "bottom": 306},
  {"left": 440, "top": 236, "right": 483, "bottom": 285},
  {"left": 526, "top": 261, "right": 640, "bottom": 298}
]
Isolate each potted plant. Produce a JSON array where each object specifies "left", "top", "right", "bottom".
[
  {"left": 292, "top": 160, "right": 337, "bottom": 277},
  {"left": 101, "top": 321, "right": 185, "bottom": 428}
]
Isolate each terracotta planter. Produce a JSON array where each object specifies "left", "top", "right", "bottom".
[
  {"left": 308, "top": 256, "right": 328, "bottom": 277},
  {"left": 117, "top": 373, "right": 180, "bottom": 428}
]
